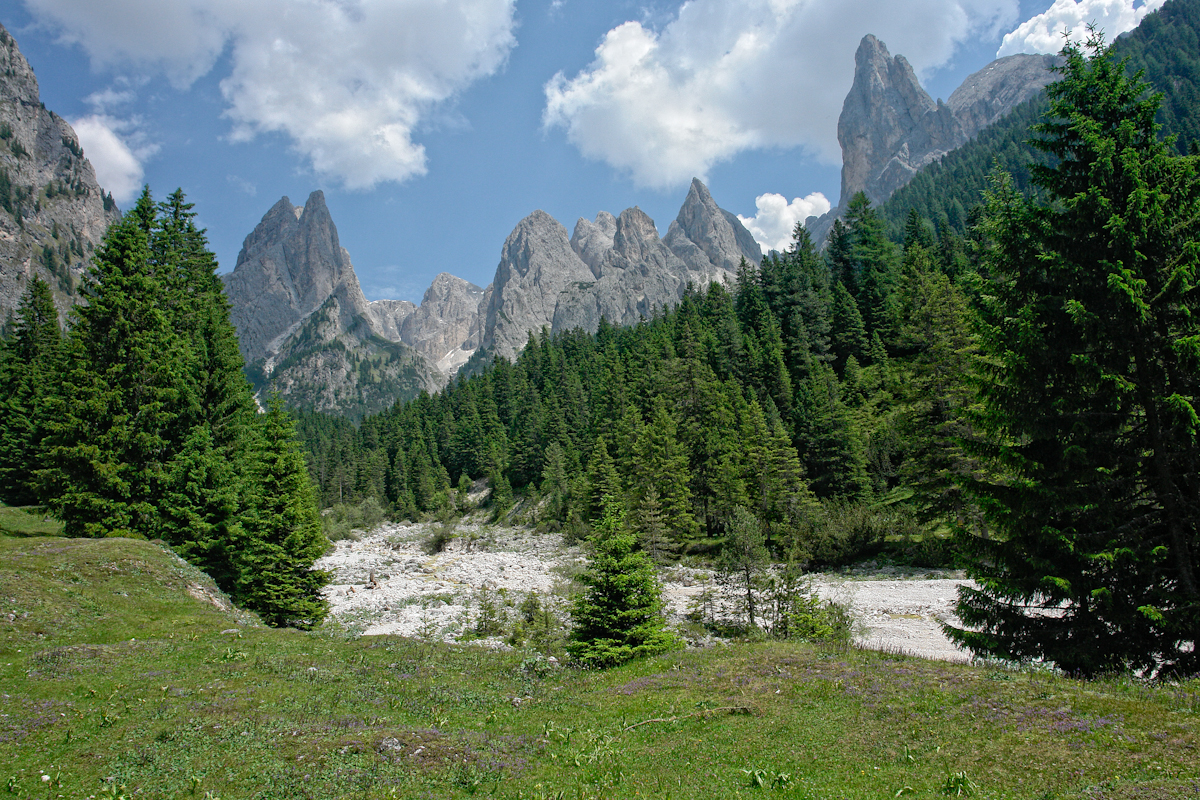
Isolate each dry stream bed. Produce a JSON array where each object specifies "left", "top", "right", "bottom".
[{"left": 317, "top": 521, "right": 973, "bottom": 661}]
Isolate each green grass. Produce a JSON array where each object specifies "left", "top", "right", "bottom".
[
  {"left": 1, "top": 531, "right": 1198, "bottom": 799},
  {"left": 0, "top": 505, "right": 63, "bottom": 537}
]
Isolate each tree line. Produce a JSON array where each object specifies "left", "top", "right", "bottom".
[
  {"left": 297, "top": 35, "right": 1200, "bottom": 676},
  {"left": 0, "top": 189, "right": 328, "bottom": 628}
]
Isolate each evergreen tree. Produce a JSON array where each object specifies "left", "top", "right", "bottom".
[
  {"left": 719, "top": 505, "right": 769, "bottom": 629},
  {"left": 40, "top": 190, "right": 192, "bottom": 539},
  {"left": 567, "top": 498, "right": 680, "bottom": 667},
  {"left": 950, "top": 32, "right": 1200, "bottom": 675},
  {"left": 236, "top": 394, "right": 330, "bottom": 628},
  {"left": 0, "top": 277, "right": 60, "bottom": 504}
]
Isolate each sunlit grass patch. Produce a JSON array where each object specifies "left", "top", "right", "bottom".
[{"left": 1, "top": 532, "right": 1198, "bottom": 798}]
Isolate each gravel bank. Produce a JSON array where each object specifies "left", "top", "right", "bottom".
[{"left": 316, "top": 522, "right": 974, "bottom": 662}]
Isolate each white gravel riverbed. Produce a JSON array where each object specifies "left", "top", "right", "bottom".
[{"left": 316, "top": 522, "right": 974, "bottom": 662}]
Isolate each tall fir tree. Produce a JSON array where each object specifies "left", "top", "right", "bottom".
[
  {"left": 0, "top": 277, "right": 61, "bottom": 504},
  {"left": 236, "top": 393, "right": 330, "bottom": 628},
  {"left": 950, "top": 32, "right": 1200, "bottom": 675}
]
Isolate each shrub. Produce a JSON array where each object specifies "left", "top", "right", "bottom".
[{"left": 321, "top": 496, "right": 387, "bottom": 542}]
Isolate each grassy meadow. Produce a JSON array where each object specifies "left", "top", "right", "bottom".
[{"left": 1, "top": 509, "right": 1198, "bottom": 799}]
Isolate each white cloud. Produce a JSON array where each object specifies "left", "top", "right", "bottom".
[
  {"left": 738, "top": 192, "right": 831, "bottom": 254},
  {"left": 70, "top": 114, "right": 159, "bottom": 203},
  {"left": 543, "top": 0, "right": 1019, "bottom": 190},
  {"left": 997, "top": 0, "right": 1165, "bottom": 56},
  {"left": 23, "top": 0, "right": 518, "bottom": 189}
]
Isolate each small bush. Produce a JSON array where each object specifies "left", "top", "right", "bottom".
[
  {"left": 789, "top": 502, "right": 916, "bottom": 568},
  {"left": 321, "top": 497, "right": 387, "bottom": 542}
]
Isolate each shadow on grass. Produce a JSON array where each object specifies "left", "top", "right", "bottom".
[{"left": 0, "top": 504, "right": 64, "bottom": 537}]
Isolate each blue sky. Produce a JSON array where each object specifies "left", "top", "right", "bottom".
[{"left": 0, "top": 0, "right": 1165, "bottom": 302}]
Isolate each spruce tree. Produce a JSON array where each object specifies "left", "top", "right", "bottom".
[
  {"left": 0, "top": 277, "right": 60, "bottom": 504},
  {"left": 236, "top": 393, "right": 330, "bottom": 628},
  {"left": 567, "top": 498, "right": 680, "bottom": 667},
  {"left": 950, "top": 31, "right": 1200, "bottom": 675},
  {"left": 40, "top": 190, "right": 192, "bottom": 538}
]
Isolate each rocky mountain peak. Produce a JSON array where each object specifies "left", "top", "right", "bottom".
[
  {"left": 807, "top": 35, "right": 1060, "bottom": 244},
  {"left": 0, "top": 23, "right": 120, "bottom": 326},
  {"left": 223, "top": 189, "right": 366, "bottom": 364},
  {"left": 610, "top": 207, "right": 662, "bottom": 267},
  {"left": 839, "top": 34, "right": 964, "bottom": 208},
  {"left": 667, "top": 177, "right": 762, "bottom": 272},
  {"left": 948, "top": 52, "right": 1061, "bottom": 136},
  {"left": 0, "top": 25, "right": 39, "bottom": 106},
  {"left": 482, "top": 209, "right": 594, "bottom": 362},
  {"left": 571, "top": 211, "right": 617, "bottom": 276}
]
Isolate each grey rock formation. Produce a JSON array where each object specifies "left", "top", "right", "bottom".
[
  {"left": 838, "top": 35, "right": 966, "bottom": 209},
  {"left": 664, "top": 177, "right": 762, "bottom": 276},
  {"left": 481, "top": 209, "right": 596, "bottom": 361},
  {"left": 223, "top": 179, "right": 758, "bottom": 410},
  {"left": 222, "top": 190, "right": 442, "bottom": 418},
  {"left": 484, "top": 179, "right": 757, "bottom": 362},
  {"left": 948, "top": 53, "right": 1060, "bottom": 137},
  {"left": 807, "top": 36, "right": 1060, "bottom": 243},
  {"left": 570, "top": 211, "right": 616, "bottom": 276},
  {"left": 0, "top": 23, "right": 119, "bottom": 326},
  {"left": 399, "top": 273, "right": 486, "bottom": 374}
]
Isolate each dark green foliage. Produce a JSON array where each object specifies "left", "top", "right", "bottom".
[
  {"left": 949, "top": 33, "right": 1200, "bottom": 676},
  {"left": 235, "top": 394, "right": 330, "bottom": 628},
  {"left": 10, "top": 187, "right": 328, "bottom": 628},
  {"left": 566, "top": 500, "right": 680, "bottom": 668},
  {"left": 0, "top": 277, "right": 61, "bottom": 504}
]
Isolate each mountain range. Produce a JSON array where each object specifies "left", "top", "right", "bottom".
[
  {"left": 0, "top": 16, "right": 1130, "bottom": 418},
  {"left": 221, "top": 177, "right": 760, "bottom": 417}
]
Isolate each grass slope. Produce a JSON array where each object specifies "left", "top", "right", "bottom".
[{"left": 1, "top": 528, "right": 1198, "bottom": 799}]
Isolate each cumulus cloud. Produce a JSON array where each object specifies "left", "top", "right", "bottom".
[
  {"left": 23, "top": 0, "right": 518, "bottom": 189},
  {"left": 543, "top": 0, "right": 1019, "bottom": 190},
  {"left": 998, "top": 0, "right": 1166, "bottom": 56},
  {"left": 738, "top": 192, "right": 832, "bottom": 254},
  {"left": 70, "top": 114, "right": 159, "bottom": 203}
]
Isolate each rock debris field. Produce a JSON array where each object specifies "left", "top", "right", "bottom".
[{"left": 316, "top": 522, "right": 974, "bottom": 663}]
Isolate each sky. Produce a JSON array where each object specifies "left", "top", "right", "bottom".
[{"left": 0, "top": 0, "right": 1167, "bottom": 303}]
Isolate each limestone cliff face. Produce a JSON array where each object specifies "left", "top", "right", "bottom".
[
  {"left": 480, "top": 210, "right": 596, "bottom": 362},
  {"left": 948, "top": 53, "right": 1060, "bottom": 137},
  {"left": 665, "top": 177, "right": 762, "bottom": 277},
  {"left": 838, "top": 35, "right": 966, "bottom": 209},
  {"left": 399, "top": 273, "right": 486, "bottom": 374},
  {"left": 485, "top": 178, "right": 758, "bottom": 363},
  {"left": 224, "top": 179, "right": 758, "bottom": 410},
  {"left": 807, "top": 36, "right": 1059, "bottom": 243},
  {"left": 222, "top": 190, "right": 441, "bottom": 418},
  {"left": 0, "top": 23, "right": 119, "bottom": 326}
]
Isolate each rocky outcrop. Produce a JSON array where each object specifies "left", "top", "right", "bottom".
[
  {"left": 481, "top": 210, "right": 595, "bottom": 361},
  {"left": 947, "top": 53, "right": 1060, "bottom": 137},
  {"left": 399, "top": 273, "right": 486, "bottom": 374},
  {"left": 807, "top": 36, "right": 1060, "bottom": 243},
  {"left": 224, "top": 179, "right": 758, "bottom": 411},
  {"left": 0, "top": 23, "right": 119, "bottom": 326},
  {"left": 839, "top": 35, "right": 966, "bottom": 210},
  {"left": 222, "top": 190, "right": 442, "bottom": 418},
  {"left": 223, "top": 192, "right": 365, "bottom": 364},
  {"left": 482, "top": 178, "right": 758, "bottom": 363},
  {"left": 665, "top": 177, "right": 761, "bottom": 277}
]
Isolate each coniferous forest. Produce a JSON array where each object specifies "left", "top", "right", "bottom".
[
  {"left": 2, "top": 29, "right": 1199, "bottom": 678},
  {"left": 0, "top": 189, "right": 329, "bottom": 628}
]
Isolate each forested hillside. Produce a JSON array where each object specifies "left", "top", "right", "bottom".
[
  {"left": 0, "top": 189, "right": 330, "bottom": 628},
  {"left": 297, "top": 29, "right": 1200, "bottom": 675},
  {"left": 298, "top": 200, "right": 966, "bottom": 569},
  {"left": 877, "top": 0, "right": 1200, "bottom": 238}
]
